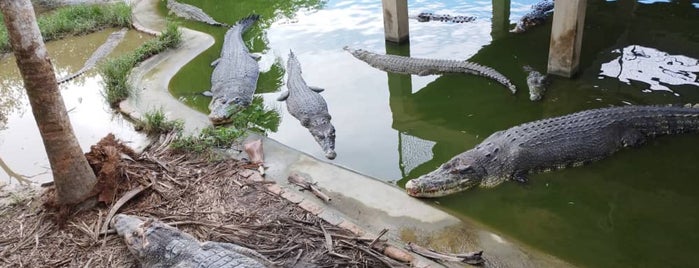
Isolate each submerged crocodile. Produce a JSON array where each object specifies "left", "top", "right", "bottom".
[
  {"left": 523, "top": 65, "right": 548, "bottom": 101},
  {"left": 112, "top": 214, "right": 274, "bottom": 267},
  {"left": 511, "top": 0, "right": 555, "bottom": 33},
  {"left": 56, "top": 28, "right": 127, "bottom": 84},
  {"left": 166, "top": 0, "right": 228, "bottom": 27},
  {"left": 277, "top": 51, "right": 336, "bottom": 159},
  {"left": 344, "top": 47, "right": 517, "bottom": 94},
  {"left": 206, "top": 15, "right": 260, "bottom": 125},
  {"left": 406, "top": 105, "right": 699, "bottom": 197},
  {"left": 411, "top": 12, "right": 476, "bottom": 23}
]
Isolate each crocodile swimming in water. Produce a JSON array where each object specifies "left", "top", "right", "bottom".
[
  {"left": 343, "top": 47, "right": 517, "bottom": 94},
  {"left": 112, "top": 214, "right": 274, "bottom": 268},
  {"left": 166, "top": 0, "right": 228, "bottom": 27},
  {"left": 411, "top": 12, "right": 476, "bottom": 23},
  {"left": 523, "top": 65, "right": 548, "bottom": 101},
  {"left": 405, "top": 105, "right": 699, "bottom": 197},
  {"left": 56, "top": 28, "right": 127, "bottom": 84},
  {"left": 206, "top": 14, "right": 260, "bottom": 125},
  {"left": 511, "top": 0, "right": 554, "bottom": 33},
  {"left": 277, "top": 51, "right": 336, "bottom": 159}
]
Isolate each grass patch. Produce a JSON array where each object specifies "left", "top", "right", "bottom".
[
  {"left": 229, "top": 96, "right": 281, "bottom": 133},
  {"left": 138, "top": 109, "right": 184, "bottom": 136},
  {"left": 170, "top": 97, "right": 280, "bottom": 156},
  {"left": 171, "top": 126, "right": 245, "bottom": 155},
  {"left": 0, "top": 3, "right": 132, "bottom": 53},
  {"left": 99, "top": 21, "right": 181, "bottom": 107}
]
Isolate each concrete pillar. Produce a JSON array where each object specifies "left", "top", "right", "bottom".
[
  {"left": 547, "top": 0, "right": 587, "bottom": 77},
  {"left": 491, "top": 0, "right": 511, "bottom": 40},
  {"left": 381, "top": 0, "right": 409, "bottom": 43}
]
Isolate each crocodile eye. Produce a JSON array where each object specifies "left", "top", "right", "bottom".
[
  {"left": 459, "top": 166, "right": 474, "bottom": 174},
  {"left": 450, "top": 165, "right": 474, "bottom": 175}
]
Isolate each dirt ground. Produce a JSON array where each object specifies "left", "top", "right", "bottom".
[{"left": 0, "top": 134, "right": 406, "bottom": 267}]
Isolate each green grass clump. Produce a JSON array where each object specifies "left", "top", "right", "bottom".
[
  {"left": 99, "top": 55, "right": 137, "bottom": 106},
  {"left": 229, "top": 96, "right": 281, "bottom": 133},
  {"left": 169, "top": 98, "right": 280, "bottom": 155},
  {"left": 139, "top": 109, "right": 184, "bottom": 136},
  {"left": 170, "top": 126, "right": 245, "bottom": 154},
  {"left": 99, "top": 21, "right": 182, "bottom": 107},
  {"left": 0, "top": 3, "right": 132, "bottom": 53},
  {"left": 133, "top": 22, "right": 181, "bottom": 61}
]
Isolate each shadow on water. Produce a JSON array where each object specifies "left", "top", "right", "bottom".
[{"left": 167, "top": 0, "right": 699, "bottom": 267}]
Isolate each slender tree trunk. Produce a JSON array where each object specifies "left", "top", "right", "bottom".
[{"left": 0, "top": 0, "right": 97, "bottom": 205}]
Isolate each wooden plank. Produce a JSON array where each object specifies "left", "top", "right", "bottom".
[
  {"left": 381, "top": 0, "right": 409, "bottom": 43},
  {"left": 547, "top": 0, "right": 587, "bottom": 77}
]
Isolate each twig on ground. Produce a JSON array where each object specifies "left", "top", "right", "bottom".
[
  {"left": 405, "top": 242, "right": 484, "bottom": 265},
  {"left": 100, "top": 184, "right": 152, "bottom": 234},
  {"left": 287, "top": 173, "right": 331, "bottom": 202}
]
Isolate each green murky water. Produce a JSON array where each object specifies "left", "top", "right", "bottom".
[{"left": 166, "top": 0, "right": 699, "bottom": 267}]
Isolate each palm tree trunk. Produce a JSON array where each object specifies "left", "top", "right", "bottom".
[{"left": 0, "top": 0, "right": 97, "bottom": 205}]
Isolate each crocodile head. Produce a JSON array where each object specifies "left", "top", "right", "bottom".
[
  {"left": 208, "top": 94, "right": 251, "bottom": 125},
  {"left": 405, "top": 149, "right": 486, "bottom": 197},
  {"left": 112, "top": 214, "right": 150, "bottom": 258},
  {"left": 307, "top": 117, "right": 336, "bottom": 160}
]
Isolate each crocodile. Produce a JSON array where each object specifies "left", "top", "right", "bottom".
[
  {"left": 112, "top": 214, "right": 274, "bottom": 268},
  {"left": 344, "top": 47, "right": 517, "bottom": 94},
  {"left": 405, "top": 105, "right": 699, "bottom": 197},
  {"left": 206, "top": 14, "right": 260, "bottom": 125},
  {"left": 56, "top": 28, "right": 127, "bottom": 84},
  {"left": 166, "top": 0, "right": 228, "bottom": 27},
  {"left": 411, "top": 12, "right": 476, "bottom": 23},
  {"left": 523, "top": 65, "right": 548, "bottom": 101},
  {"left": 277, "top": 51, "right": 336, "bottom": 159},
  {"left": 511, "top": 0, "right": 555, "bottom": 33}
]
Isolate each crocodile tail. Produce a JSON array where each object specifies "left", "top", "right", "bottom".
[
  {"left": 56, "top": 68, "right": 87, "bottom": 85},
  {"left": 461, "top": 61, "right": 517, "bottom": 94},
  {"left": 287, "top": 50, "right": 302, "bottom": 74},
  {"left": 234, "top": 14, "right": 260, "bottom": 32}
]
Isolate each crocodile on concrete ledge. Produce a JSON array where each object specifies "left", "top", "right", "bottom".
[
  {"left": 206, "top": 14, "right": 260, "bottom": 125},
  {"left": 406, "top": 105, "right": 699, "bottom": 197},
  {"left": 344, "top": 46, "right": 517, "bottom": 94},
  {"left": 112, "top": 214, "right": 275, "bottom": 267},
  {"left": 56, "top": 28, "right": 127, "bottom": 84},
  {"left": 166, "top": 0, "right": 229, "bottom": 27},
  {"left": 277, "top": 50, "right": 337, "bottom": 159}
]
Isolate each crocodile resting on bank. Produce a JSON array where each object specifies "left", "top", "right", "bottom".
[
  {"left": 166, "top": 0, "right": 228, "bottom": 27},
  {"left": 406, "top": 105, "right": 699, "bottom": 197},
  {"left": 206, "top": 14, "right": 260, "bottom": 125},
  {"left": 112, "top": 214, "right": 275, "bottom": 267},
  {"left": 277, "top": 51, "right": 337, "bottom": 159},
  {"left": 343, "top": 47, "right": 517, "bottom": 94},
  {"left": 56, "top": 28, "right": 127, "bottom": 84}
]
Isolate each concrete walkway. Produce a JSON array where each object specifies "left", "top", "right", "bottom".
[{"left": 122, "top": 0, "right": 572, "bottom": 267}]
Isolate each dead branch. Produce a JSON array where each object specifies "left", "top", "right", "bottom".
[
  {"left": 100, "top": 184, "right": 151, "bottom": 234},
  {"left": 405, "top": 242, "right": 484, "bottom": 265},
  {"left": 287, "top": 173, "right": 331, "bottom": 202}
]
